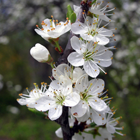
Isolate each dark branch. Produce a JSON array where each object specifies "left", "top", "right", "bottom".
[{"left": 55, "top": 1, "right": 91, "bottom": 140}]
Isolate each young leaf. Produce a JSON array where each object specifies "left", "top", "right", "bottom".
[
  {"left": 67, "top": 5, "right": 74, "bottom": 19},
  {"left": 70, "top": 13, "right": 76, "bottom": 23}
]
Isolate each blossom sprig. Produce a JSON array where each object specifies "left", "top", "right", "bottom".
[{"left": 17, "top": 0, "right": 124, "bottom": 140}]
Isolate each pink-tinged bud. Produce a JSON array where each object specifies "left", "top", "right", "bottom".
[{"left": 30, "top": 43, "right": 53, "bottom": 63}]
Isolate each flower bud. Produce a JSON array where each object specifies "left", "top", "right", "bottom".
[{"left": 30, "top": 43, "right": 53, "bottom": 63}]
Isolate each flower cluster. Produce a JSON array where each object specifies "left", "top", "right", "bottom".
[{"left": 17, "top": 0, "right": 124, "bottom": 140}]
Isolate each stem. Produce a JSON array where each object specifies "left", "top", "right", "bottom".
[
  {"left": 50, "top": 62, "right": 54, "bottom": 68},
  {"left": 55, "top": 40, "right": 62, "bottom": 52}
]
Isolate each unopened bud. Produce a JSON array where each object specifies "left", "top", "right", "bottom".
[{"left": 30, "top": 43, "right": 53, "bottom": 64}]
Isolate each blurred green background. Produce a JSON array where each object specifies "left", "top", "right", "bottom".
[{"left": 0, "top": 0, "right": 140, "bottom": 140}]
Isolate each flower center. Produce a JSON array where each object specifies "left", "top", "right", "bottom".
[
  {"left": 54, "top": 92, "right": 65, "bottom": 105},
  {"left": 80, "top": 83, "right": 93, "bottom": 102},
  {"left": 83, "top": 51, "right": 94, "bottom": 61}
]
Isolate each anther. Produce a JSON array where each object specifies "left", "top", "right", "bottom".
[
  {"left": 19, "top": 93, "right": 23, "bottom": 96},
  {"left": 73, "top": 112, "right": 78, "bottom": 116}
]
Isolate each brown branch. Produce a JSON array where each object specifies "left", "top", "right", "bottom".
[{"left": 55, "top": 1, "right": 92, "bottom": 140}]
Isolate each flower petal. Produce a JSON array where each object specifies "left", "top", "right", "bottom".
[
  {"left": 63, "top": 92, "right": 80, "bottom": 107},
  {"left": 17, "top": 99, "right": 27, "bottom": 105},
  {"left": 90, "top": 109, "right": 106, "bottom": 125},
  {"left": 80, "top": 33, "right": 94, "bottom": 41},
  {"left": 72, "top": 67, "right": 86, "bottom": 83},
  {"left": 55, "top": 128, "right": 63, "bottom": 138},
  {"left": 35, "top": 96, "right": 56, "bottom": 112},
  {"left": 48, "top": 105, "right": 62, "bottom": 120},
  {"left": 71, "top": 22, "right": 88, "bottom": 34},
  {"left": 71, "top": 101, "right": 88, "bottom": 118},
  {"left": 89, "top": 79, "right": 105, "bottom": 95},
  {"left": 88, "top": 97, "right": 107, "bottom": 112},
  {"left": 52, "top": 64, "right": 70, "bottom": 80},
  {"left": 95, "top": 35, "right": 110, "bottom": 45},
  {"left": 71, "top": 36, "right": 84, "bottom": 54},
  {"left": 75, "top": 74, "right": 88, "bottom": 92},
  {"left": 98, "top": 28, "right": 113, "bottom": 37},
  {"left": 83, "top": 60, "right": 100, "bottom": 78},
  {"left": 107, "top": 124, "right": 116, "bottom": 134},
  {"left": 68, "top": 52, "right": 84, "bottom": 66}
]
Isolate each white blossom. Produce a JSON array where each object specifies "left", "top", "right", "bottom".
[
  {"left": 98, "top": 112, "right": 124, "bottom": 140},
  {"left": 52, "top": 63, "right": 88, "bottom": 85},
  {"left": 35, "top": 80, "right": 80, "bottom": 120},
  {"left": 106, "top": 113, "right": 124, "bottom": 136},
  {"left": 17, "top": 83, "right": 47, "bottom": 108},
  {"left": 89, "top": 1, "right": 115, "bottom": 22},
  {"left": 71, "top": 77, "right": 108, "bottom": 125},
  {"left": 68, "top": 36, "right": 114, "bottom": 78},
  {"left": 71, "top": 16, "right": 113, "bottom": 45},
  {"left": 35, "top": 18, "right": 71, "bottom": 41}
]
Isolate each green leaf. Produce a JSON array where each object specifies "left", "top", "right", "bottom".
[
  {"left": 66, "top": 5, "right": 74, "bottom": 19},
  {"left": 70, "top": 13, "right": 76, "bottom": 23},
  {"left": 28, "top": 108, "right": 44, "bottom": 116}
]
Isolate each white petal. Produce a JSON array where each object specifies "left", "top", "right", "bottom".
[
  {"left": 80, "top": 33, "right": 94, "bottom": 41},
  {"left": 71, "top": 101, "right": 88, "bottom": 118},
  {"left": 98, "top": 128, "right": 113, "bottom": 139},
  {"left": 90, "top": 109, "right": 106, "bottom": 125},
  {"left": 75, "top": 74, "right": 88, "bottom": 92},
  {"left": 88, "top": 97, "right": 107, "bottom": 112},
  {"left": 107, "top": 124, "right": 116, "bottom": 134},
  {"left": 55, "top": 128, "right": 63, "bottom": 138},
  {"left": 72, "top": 133, "right": 83, "bottom": 140},
  {"left": 89, "top": 79, "right": 105, "bottom": 95},
  {"left": 68, "top": 52, "right": 84, "bottom": 66},
  {"left": 72, "top": 67, "right": 86, "bottom": 83},
  {"left": 63, "top": 92, "right": 80, "bottom": 107},
  {"left": 71, "top": 22, "right": 88, "bottom": 34},
  {"left": 77, "top": 111, "right": 89, "bottom": 122},
  {"left": 44, "top": 19, "right": 52, "bottom": 27},
  {"left": 52, "top": 64, "right": 70, "bottom": 80},
  {"left": 95, "top": 50, "right": 113, "bottom": 67},
  {"left": 83, "top": 60, "right": 100, "bottom": 78},
  {"left": 73, "top": 5, "right": 81, "bottom": 16},
  {"left": 90, "top": 9, "right": 104, "bottom": 15},
  {"left": 98, "top": 28, "right": 113, "bottom": 37},
  {"left": 48, "top": 105, "right": 62, "bottom": 120},
  {"left": 49, "top": 80, "right": 60, "bottom": 90},
  {"left": 82, "top": 132, "right": 94, "bottom": 140},
  {"left": 17, "top": 99, "right": 27, "bottom": 105},
  {"left": 35, "top": 96, "right": 55, "bottom": 112},
  {"left": 95, "top": 35, "right": 109, "bottom": 45},
  {"left": 71, "top": 36, "right": 84, "bottom": 54},
  {"left": 34, "top": 29, "right": 49, "bottom": 38}
]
